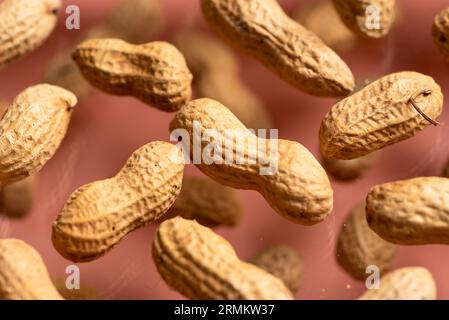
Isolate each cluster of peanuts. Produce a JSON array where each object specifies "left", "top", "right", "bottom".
[{"left": 0, "top": 0, "right": 448, "bottom": 300}]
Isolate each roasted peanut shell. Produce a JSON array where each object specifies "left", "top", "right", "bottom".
[
  {"left": 170, "top": 98, "right": 333, "bottom": 225},
  {"left": 366, "top": 177, "right": 449, "bottom": 245},
  {"left": 336, "top": 203, "right": 396, "bottom": 280},
  {"left": 358, "top": 267, "right": 437, "bottom": 300},
  {"left": 0, "top": 84, "right": 76, "bottom": 187},
  {"left": 320, "top": 71, "right": 443, "bottom": 160},
  {"left": 72, "top": 39, "right": 193, "bottom": 112},
  {"left": 0, "top": 238, "right": 63, "bottom": 300},
  {"left": 0, "top": 0, "right": 60, "bottom": 70},
  {"left": 153, "top": 217, "right": 293, "bottom": 300},
  {"left": 52, "top": 141, "right": 184, "bottom": 262},
  {"left": 201, "top": 0, "right": 355, "bottom": 97}
]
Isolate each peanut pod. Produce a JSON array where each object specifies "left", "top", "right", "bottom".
[
  {"left": 52, "top": 141, "right": 184, "bottom": 262},
  {"left": 201, "top": 0, "right": 354, "bottom": 97},
  {"left": 153, "top": 217, "right": 293, "bottom": 300},
  {"left": 366, "top": 177, "right": 449, "bottom": 245},
  {"left": 72, "top": 39, "right": 193, "bottom": 112},
  {"left": 320, "top": 71, "right": 443, "bottom": 160},
  {"left": 170, "top": 98, "right": 333, "bottom": 225}
]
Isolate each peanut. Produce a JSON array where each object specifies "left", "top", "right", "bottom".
[
  {"left": 0, "top": 238, "right": 63, "bottom": 300},
  {"left": 72, "top": 39, "right": 193, "bottom": 112},
  {"left": 320, "top": 71, "right": 443, "bottom": 160},
  {"left": 170, "top": 98, "right": 333, "bottom": 225},
  {"left": 249, "top": 245, "right": 304, "bottom": 293},
  {"left": 165, "top": 176, "right": 242, "bottom": 228},
  {"left": 0, "top": 0, "right": 60, "bottom": 70},
  {"left": 433, "top": 6, "right": 449, "bottom": 61},
  {"left": 43, "top": 0, "right": 164, "bottom": 100},
  {"left": 52, "top": 141, "right": 184, "bottom": 262},
  {"left": 332, "top": 0, "right": 396, "bottom": 38},
  {"left": 358, "top": 267, "right": 437, "bottom": 300},
  {"left": 152, "top": 217, "right": 293, "bottom": 300},
  {"left": 336, "top": 202, "right": 396, "bottom": 280},
  {"left": 173, "top": 30, "right": 273, "bottom": 129},
  {"left": 201, "top": 0, "right": 355, "bottom": 97},
  {"left": 366, "top": 177, "right": 449, "bottom": 245},
  {"left": 0, "top": 101, "right": 38, "bottom": 218},
  {"left": 322, "top": 152, "right": 377, "bottom": 181},
  {"left": 293, "top": 0, "right": 358, "bottom": 52},
  {"left": 0, "top": 84, "right": 77, "bottom": 187}
]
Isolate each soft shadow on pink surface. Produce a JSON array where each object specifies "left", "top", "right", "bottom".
[{"left": 1, "top": 0, "right": 449, "bottom": 299}]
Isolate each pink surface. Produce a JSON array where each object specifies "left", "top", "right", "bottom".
[{"left": 1, "top": 0, "right": 449, "bottom": 300}]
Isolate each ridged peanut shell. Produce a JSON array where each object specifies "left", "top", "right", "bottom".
[
  {"left": 0, "top": 0, "right": 60, "bottom": 70},
  {"left": 332, "top": 0, "right": 396, "bottom": 38},
  {"left": 249, "top": 245, "right": 304, "bottom": 293},
  {"left": 0, "top": 84, "right": 77, "bottom": 187},
  {"left": 153, "top": 217, "right": 293, "bottom": 300},
  {"left": 166, "top": 176, "right": 242, "bottom": 227},
  {"left": 173, "top": 30, "right": 272, "bottom": 129},
  {"left": 320, "top": 71, "right": 443, "bottom": 160},
  {"left": 293, "top": 0, "right": 358, "bottom": 52},
  {"left": 72, "top": 39, "right": 193, "bottom": 112},
  {"left": 336, "top": 202, "right": 396, "bottom": 280},
  {"left": 52, "top": 141, "right": 184, "bottom": 262},
  {"left": 433, "top": 7, "right": 449, "bottom": 61},
  {"left": 366, "top": 177, "right": 449, "bottom": 245},
  {"left": 170, "top": 98, "right": 333, "bottom": 225},
  {"left": 43, "top": 0, "right": 163, "bottom": 100},
  {"left": 0, "top": 239, "right": 63, "bottom": 300},
  {"left": 201, "top": 0, "right": 354, "bottom": 97},
  {"left": 358, "top": 267, "right": 437, "bottom": 300}
]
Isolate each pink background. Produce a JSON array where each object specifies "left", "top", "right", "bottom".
[{"left": 1, "top": 0, "right": 449, "bottom": 299}]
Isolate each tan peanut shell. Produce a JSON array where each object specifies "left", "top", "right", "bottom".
[
  {"left": 320, "top": 71, "right": 443, "bottom": 160},
  {"left": 332, "top": 0, "right": 396, "bottom": 38},
  {"left": 0, "top": 239, "right": 63, "bottom": 300},
  {"left": 153, "top": 217, "right": 293, "bottom": 300},
  {"left": 336, "top": 203, "right": 396, "bottom": 280},
  {"left": 322, "top": 152, "right": 377, "bottom": 181},
  {"left": 52, "top": 141, "right": 184, "bottom": 262},
  {"left": 173, "top": 30, "right": 272, "bottom": 129},
  {"left": 0, "top": 84, "right": 77, "bottom": 187},
  {"left": 0, "top": 0, "right": 60, "bottom": 70},
  {"left": 72, "top": 39, "right": 193, "bottom": 112},
  {"left": 170, "top": 98, "right": 333, "bottom": 225},
  {"left": 433, "top": 7, "right": 449, "bottom": 60},
  {"left": 293, "top": 0, "right": 358, "bottom": 52},
  {"left": 44, "top": 0, "right": 163, "bottom": 100},
  {"left": 358, "top": 267, "right": 437, "bottom": 300},
  {"left": 249, "top": 245, "right": 304, "bottom": 293},
  {"left": 366, "top": 177, "right": 449, "bottom": 245},
  {"left": 166, "top": 176, "right": 242, "bottom": 227},
  {"left": 201, "top": 0, "right": 354, "bottom": 97}
]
